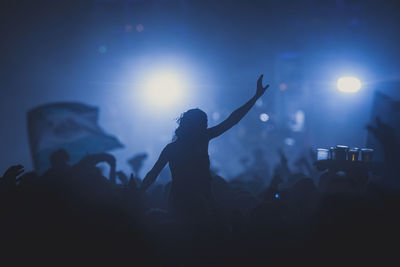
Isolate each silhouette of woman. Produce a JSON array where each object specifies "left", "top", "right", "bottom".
[{"left": 141, "top": 75, "right": 269, "bottom": 220}]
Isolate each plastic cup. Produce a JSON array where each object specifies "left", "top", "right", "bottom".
[
  {"left": 361, "top": 148, "right": 374, "bottom": 162},
  {"left": 329, "top": 147, "right": 335, "bottom": 160},
  {"left": 335, "top": 145, "right": 349, "bottom": 161},
  {"left": 317, "top": 148, "right": 329, "bottom": 161},
  {"left": 348, "top": 148, "right": 359, "bottom": 162}
]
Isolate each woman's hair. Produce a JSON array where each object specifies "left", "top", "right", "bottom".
[{"left": 173, "top": 108, "right": 208, "bottom": 141}]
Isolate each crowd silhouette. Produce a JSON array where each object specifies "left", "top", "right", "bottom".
[{"left": 1, "top": 76, "right": 399, "bottom": 265}]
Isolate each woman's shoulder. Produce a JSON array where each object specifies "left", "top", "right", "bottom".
[
  {"left": 165, "top": 142, "right": 177, "bottom": 151},
  {"left": 163, "top": 142, "right": 180, "bottom": 159}
]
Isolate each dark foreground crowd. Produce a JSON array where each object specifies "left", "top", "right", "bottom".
[{"left": 1, "top": 119, "right": 399, "bottom": 266}]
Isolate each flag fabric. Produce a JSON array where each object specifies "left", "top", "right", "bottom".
[{"left": 27, "top": 102, "right": 123, "bottom": 173}]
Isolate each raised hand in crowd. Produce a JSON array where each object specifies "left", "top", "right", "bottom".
[{"left": 1, "top": 165, "right": 24, "bottom": 187}]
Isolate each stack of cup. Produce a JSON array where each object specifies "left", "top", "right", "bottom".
[{"left": 316, "top": 146, "right": 374, "bottom": 163}]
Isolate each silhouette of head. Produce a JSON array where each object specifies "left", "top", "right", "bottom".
[
  {"left": 50, "top": 149, "right": 70, "bottom": 169},
  {"left": 174, "top": 108, "right": 208, "bottom": 141}
]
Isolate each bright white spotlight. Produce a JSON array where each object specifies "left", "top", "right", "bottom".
[
  {"left": 144, "top": 72, "right": 185, "bottom": 108},
  {"left": 337, "top": 76, "right": 361, "bottom": 93}
]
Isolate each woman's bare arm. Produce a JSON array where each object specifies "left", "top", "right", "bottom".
[
  {"left": 207, "top": 75, "right": 269, "bottom": 139},
  {"left": 140, "top": 146, "right": 169, "bottom": 192}
]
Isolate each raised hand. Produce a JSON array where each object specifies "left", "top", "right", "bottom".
[
  {"left": 2, "top": 165, "right": 24, "bottom": 186},
  {"left": 207, "top": 74, "right": 271, "bottom": 139},
  {"left": 256, "top": 74, "right": 270, "bottom": 97}
]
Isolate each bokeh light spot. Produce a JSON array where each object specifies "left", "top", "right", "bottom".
[
  {"left": 98, "top": 45, "right": 107, "bottom": 54},
  {"left": 259, "top": 113, "right": 269, "bottom": 122},
  {"left": 212, "top": 112, "right": 220, "bottom": 121},
  {"left": 136, "top": 24, "right": 144, "bottom": 32},
  {"left": 284, "top": 137, "right": 295, "bottom": 146},
  {"left": 279, "top": 83, "right": 287, "bottom": 91},
  {"left": 125, "top": 24, "right": 133, "bottom": 32}
]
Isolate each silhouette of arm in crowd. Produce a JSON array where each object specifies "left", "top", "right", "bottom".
[
  {"left": 128, "top": 173, "right": 138, "bottom": 190},
  {"left": 116, "top": 171, "right": 129, "bottom": 185},
  {"left": 78, "top": 153, "right": 117, "bottom": 184},
  {"left": 128, "top": 153, "right": 148, "bottom": 178},
  {"left": 140, "top": 146, "right": 169, "bottom": 192},
  {"left": 1, "top": 165, "right": 24, "bottom": 188},
  {"left": 295, "top": 156, "right": 314, "bottom": 177},
  {"left": 207, "top": 75, "right": 269, "bottom": 139}
]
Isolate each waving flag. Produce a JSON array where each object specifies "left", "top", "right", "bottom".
[{"left": 27, "top": 102, "right": 123, "bottom": 173}]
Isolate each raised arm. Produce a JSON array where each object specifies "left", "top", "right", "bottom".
[
  {"left": 207, "top": 75, "right": 269, "bottom": 139},
  {"left": 140, "top": 146, "right": 169, "bottom": 192}
]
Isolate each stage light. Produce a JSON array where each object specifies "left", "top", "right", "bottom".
[
  {"left": 144, "top": 71, "right": 185, "bottom": 109},
  {"left": 337, "top": 76, "right": 361, "bottom": 93},
  {"left": 259, "top": 113, "right": 269, "bottom": 122}
]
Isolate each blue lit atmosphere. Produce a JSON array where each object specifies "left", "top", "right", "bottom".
[{"left": 1, "top": 0, "right": 400, "bottom": 264}]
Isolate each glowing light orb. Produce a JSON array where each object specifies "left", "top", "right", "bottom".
[
  {"left": 212, "top": 112, "right": 220, "bottom": 121},
  {"left": 125, "top": 24, "right": 133, "bottom": 32},
  {"left": 98, "top": 45, "right": 107, "bottom": 54},
  {"left": 279, "top": 83, "right": 287, "bottom": 91},
  {"left": 144, "top": 72, "right": 185, "bottom": 108},
  {"left": 337, "top": 77, "right": 361, "bottom": 93},
  {"left": 136, "top": 24, "right": 144, "bottom": 32},
  {"left": 284, "top": 137, "right": 295, "bottom": 146},
  {"left": 259, "top": 113, "right": 269, "bottom": 122}
]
